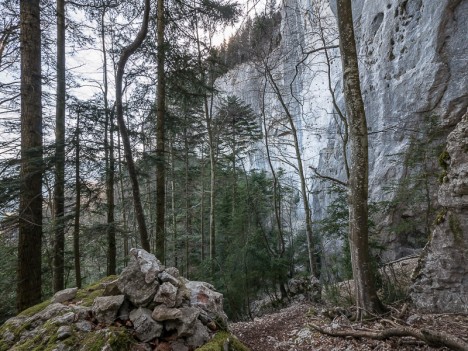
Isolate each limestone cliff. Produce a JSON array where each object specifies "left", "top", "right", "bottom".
[
  {"left": 411, "top": 112, "right": 468, "bottom": 313},
  {"left": 216, "top": 0, "right": 468, "bottom": 263}
]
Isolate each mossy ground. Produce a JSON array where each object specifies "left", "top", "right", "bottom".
[
  {"left": 0, "top": 275, "right": 122, "bottom": 351},
  {"left": 74, "top": 275, "right": 118, "bottom": 306},
  {"left": 1, "top": 275, "right": 239, "bottom": 351},
  {"left": 197, "top": 331, "right": 251, "bottom": 351}
]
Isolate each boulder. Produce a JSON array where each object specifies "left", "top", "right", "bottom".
[
  {"left": 158, "top": 271, "right": 180, "bottom": 287},
  {"left": 154, "top": 282, "right": 178, "bottom": 307},
  {"left": 152, "top": 305, "right": 182, "bottom": 321},
  {"left": 56, "top": 326, "right": 72, "bottom": 340},
  {"left": 52, "top": 287, "right": 78, "bottom": 303},
  {"left": 186, "top": 320, "right": 210, "bottom": 348},
  {"left": 51, "top": 311, "right": 75, "bottom": 325},
  {"left": 75, "top": 320, "right": 93, "bottom": 332},
  {"left": 186, "top": 281, "right": 227, "bottom": 326},
  {"left": 130, "top": 307, "right": 163, "bottom": 342},
  {"left": 92, "top": 295, "right": 125, "bottom": 324},
  {"left": 102, "top": 278, "right": 121, "bottom": 296},
  {"left": 164, "top": 307, "right": 199, "bottom": 337},
  {"left": 165, "top": 267, "right": 180, "bottom": 278},
  {"left": 129, "top": 248, "right": 164, "bottom": 284},
  {"left": 118, "top": 259, "right": 160, "bottom": 307}
]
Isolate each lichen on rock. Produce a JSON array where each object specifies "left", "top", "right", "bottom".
[{"left": 0, "top": 249, "right": 248, "bottom": 351}]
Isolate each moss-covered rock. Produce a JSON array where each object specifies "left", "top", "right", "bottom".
[
  {"left": 197, "top": 331, "right": 250, "bottom": 351},
  {"left": 0, "top": 252, "right": 249, "bottom": 351}
]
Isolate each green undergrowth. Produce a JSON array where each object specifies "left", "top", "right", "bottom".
[{"left": 197, "top": 331, "right": 251, "bottom": 351}]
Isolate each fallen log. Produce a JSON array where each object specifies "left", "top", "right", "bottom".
[{"left": 310, "top": 324, "right": 468, "bottom": 351}]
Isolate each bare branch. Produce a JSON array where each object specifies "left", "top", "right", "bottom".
[
  {"left": 309, "top": 166, "right": 348, "bottom": 187},
  {"left": 310, "top": 324, "right": 468, "bottom": 351}
]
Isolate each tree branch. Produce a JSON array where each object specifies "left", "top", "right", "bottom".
[
  {"left": 310, "top": 324, "right": 468, "bottom": 351},
  {"left": 309, "top": 166, "right": 348, "bottom": 187}
]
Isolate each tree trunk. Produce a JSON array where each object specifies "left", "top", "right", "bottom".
[
  {"left": 114, "top": 0, "right": 151, "bottom": 252},
  {"left": 73, "top": 110, "right": 82, "bottom": 288},
  {"left": 155, "top": 0, "right": 166, "bottom": 263},
  {"left": 195, "top": 22, "right": 216, "bottom": 272},
  {"left": 200, "top": 147, "right": 205, "bottom": 261},
  {"left": 101, "top": 8, "right": 116, "bottom": 275},
  {"left": 53, "top": 0, "right": 66, "bottom": 293},
  {"left": 170, "top": 137, "right": 177, "bottom": 267},
  {"left": 265, "top": 67, "right": 318, "bottom": 279},
  {"left": 17, "top": 0, "right": 43, "bottom": 312},
  {"left": 208, "top": 111, "right": 216, "bottom": 272},
  {"left": 261, "top": 78, "right": 285, "bottom": 256},
  {"left": 184, "top": 124, "right": 191, "bottom": 277},
  {"left": 336, "top": 0, "right": 385, "bottom": 318},
  {"left": 117, "top": 131, "right": 130, "bottom": 265}
]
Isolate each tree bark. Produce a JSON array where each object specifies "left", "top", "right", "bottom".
[
  {"left": 155, "top": 0, "right": 166, "bottom": 263},
  {"left": 101, "top": 7, "right": 116, "bottom": 275},
  {"left": 73, "top": 110, "right": 82, "bottom": 288},
  {"left": 53, "top": 0, "right": 66, "bottom": 293},
  {"left": 114, "top": 0, "right": 151, "bottom": 252},
  {"left": 17, "top": 0, "right": 43, "bottom": 312},
  {"left": 336, "top": 0, "right": 385, "bottom": 317}
]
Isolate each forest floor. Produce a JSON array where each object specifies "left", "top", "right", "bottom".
[{"left": 229, "top": 302, "right": 468, "bottom": 351}]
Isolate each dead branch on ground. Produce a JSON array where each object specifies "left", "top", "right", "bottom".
[{"left": 310, "top": 323, "right": 468, "bottom": 351}]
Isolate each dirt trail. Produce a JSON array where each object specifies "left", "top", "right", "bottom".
[{"left": 229, "top": 302, "right": 468, "bottom": 351}]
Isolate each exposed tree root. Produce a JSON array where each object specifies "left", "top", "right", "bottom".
[{"left": 310, "top": 324, "right": 468, "bottom": 351}]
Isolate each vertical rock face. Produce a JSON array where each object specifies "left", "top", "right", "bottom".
[
  {"left": 411, "top": 113, "right": 468, "bottom": 313},
  {"left": 216, "top": 0, "right": 468, "bottom": 261}
]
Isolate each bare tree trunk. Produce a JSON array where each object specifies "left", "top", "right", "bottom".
[
  {"left": 114, "top": 0, "right": 151, "bottom": 252},
  {"left": 101, "top": 8, "right": 116, "bottom": 275},
  {"left": 208, "top": 105, "right": 216, "bottom": 272},
  {"left": 53, "top": 0, "right": 66, "bottom": 293},
  {"left": 336, "top": 0, "right": 385, "bottom": 318},
  {"left": 170, "top": 137, "right": 177, "bottom": 267},
  {"left": 260, "top": 78, "right": 285, "bottom": 256},
  {"left": 265, "top": 66, "right": 318, "bottom": 279},
  {"left": 200, "top": 146, "right": 205, "bottom": 261},
  {"left": 155, "top": 0, "right": 166, "bottom": 262},
  {"left": 117, "top": 132, "right": 130, "bottom": 265},
  {"left": 194, "top": 19, "right": 216, "bottom": 271},
  {"left": 17, "top": 0, "right": 43, "bottom": 312},
  {"left": 73, "top": 110, "right": 82, "bottom": 288},
  {"left": 184, "top": 124, "right": 191, "bottom": 278}
]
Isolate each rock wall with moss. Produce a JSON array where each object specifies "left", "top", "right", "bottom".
[
  {"left": 0, "top": 249, "right": 251, "bottom": 351},
  {"left": 411, "top": 113, "right": 468, "bottom": 313}
]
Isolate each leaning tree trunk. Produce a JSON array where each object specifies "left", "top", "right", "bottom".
[
  {"left": 114, "top": 0, "right": 151, "bottom": 252},
  {"left": 17, "top": 0, "right": 43, "bottom": 312},
  {"left": 155, "top": 0, "right": 166, "bottom": 263},
  {"left": 265, "top": 66, "right": 319, "bottom": 279},
  {"left": 336, "top": 0, "right": 385, "bottom": 318},
  {"left": 53, "top": 0, "right": 66, "bottom": 293}
]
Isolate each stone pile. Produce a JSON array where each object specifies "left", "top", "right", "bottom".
[
  {"left": 0, "top": 248, "right": 228, "bottom": 351},
  {"left": 93, "top": 248, "right": 228, "bottom": 349}
]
